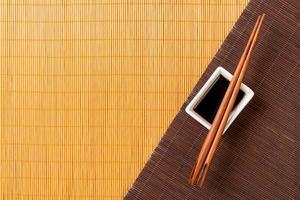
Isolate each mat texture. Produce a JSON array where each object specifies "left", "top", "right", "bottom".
[
  {"left": 125, "top": 0, "right": 300, "bottom": 199},
  {"left": 0, "top": 0, "right": 248, "bottom": 199}
]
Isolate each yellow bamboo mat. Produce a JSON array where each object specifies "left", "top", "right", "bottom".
[{"left": 0, "top": 1, "right": 247, "bottom": 199}]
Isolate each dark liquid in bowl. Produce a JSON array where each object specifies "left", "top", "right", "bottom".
[{"left": 193, "top": 75, "right": 245, "bottom": 124}]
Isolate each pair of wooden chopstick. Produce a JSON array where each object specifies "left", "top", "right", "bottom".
[{"left": 190, "top": 14, "right": 265, "bottom": 187}]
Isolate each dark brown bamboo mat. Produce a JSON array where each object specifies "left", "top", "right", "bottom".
[{"left": 124, "top": 0, "right": 300, "bottom": 199}]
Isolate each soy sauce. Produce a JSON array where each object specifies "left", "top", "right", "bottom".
[{"left": 193, "top": 75, "right": 245, "bottom": 124}]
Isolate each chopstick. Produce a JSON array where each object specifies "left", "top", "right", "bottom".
[
  {"left": 190, "top": 14, "right": 265, "bottom": 186},
  {"left": 189, "top": 15, "right": 262, "bottom": 185},
  {"left": 197, "top": 14, "right": 266, "bottom": 186}
]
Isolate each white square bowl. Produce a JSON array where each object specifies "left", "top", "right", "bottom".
[{"left": 185, "top": 66, "right": 254, "bottom": 134}]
